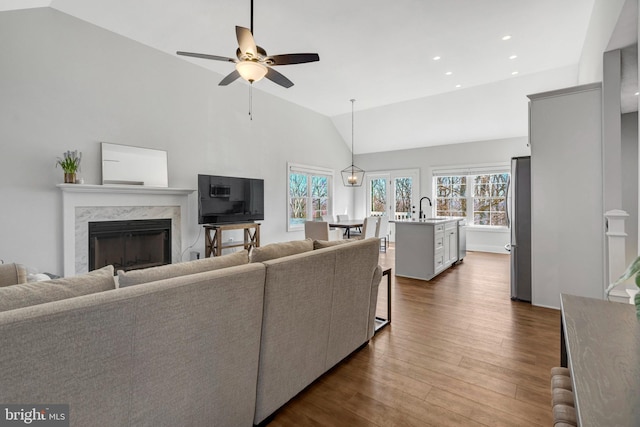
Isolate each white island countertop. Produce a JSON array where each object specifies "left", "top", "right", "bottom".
[{"left": 391, "top": 217, "right": 463, "bottom": 224}]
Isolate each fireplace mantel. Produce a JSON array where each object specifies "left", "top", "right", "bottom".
[
  {"left": 56, "top": 183, "right": 194, "bottom": 196},
  {"left": 58, "top": 184, "right": 195, "bottom": 277}
]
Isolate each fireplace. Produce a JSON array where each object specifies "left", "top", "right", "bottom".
[{"left": 89, "top": 219, "right": 172, "bottom": 273}]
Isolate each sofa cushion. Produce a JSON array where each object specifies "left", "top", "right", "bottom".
[
  {"left": 0, "top": 263, "right": 27, "bottom": 287},
  {"left": 249, "top": 239, "right": 314, "bottom": 263},
  {"left": 117, "top": 250, "right": 249, "bottom": 288},
  {"left": 0, "top": 265, "right": 115, "bottom": 313},
  {"left": 313, "top": 238, "right": 359, "bottom": 250}
]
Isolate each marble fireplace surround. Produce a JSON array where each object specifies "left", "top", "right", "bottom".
[{"left": 58, "top": 184, "right": 194, "bottom": 277}]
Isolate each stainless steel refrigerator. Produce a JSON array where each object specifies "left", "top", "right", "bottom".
[{"left": 506, "top": 156, "right": 531, "bottom": 302}]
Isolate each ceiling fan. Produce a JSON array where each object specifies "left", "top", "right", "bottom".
[{"left": 176, "top": 0, "right": 319, "bottom": 88}]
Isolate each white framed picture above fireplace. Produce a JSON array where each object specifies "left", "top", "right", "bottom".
[{"left": 101, "top": 142, "right": 168, "bottom": 187}]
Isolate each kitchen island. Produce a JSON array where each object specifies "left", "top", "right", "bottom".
[{"left": 393, "top": 218, "right": 463, "bottom": 281}]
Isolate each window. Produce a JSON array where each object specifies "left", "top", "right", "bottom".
[
  {"left": 472, "top": 173, "right": 508, "bottom": 226},
  {"left": 287, "top": 163, "right": 333, "bottom": 231},
  {"left": 436, "top": 176, "right": 467, "bottom": 217},
  {"left": 434, "top": 168, "right": 509, "bottom": 227}
]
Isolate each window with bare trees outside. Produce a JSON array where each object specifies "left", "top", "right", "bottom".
[
  {"left": 394, "top": 178, "right": 413, "bottom": 219},
  {"left": 370, "top": 178, "right": 387, "bottom": 214},
  {"left": 473, "top": 173, "right": 509, "bottom": 225},
  {"left": 434, "top": 169, "right": 509, "bottom": 227},
  {"left": 288, "top": 163, "right": 333, "bottom": 231}
]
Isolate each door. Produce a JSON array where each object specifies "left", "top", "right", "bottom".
[
  {"left": 366, "top": 169, "right": 420, "bottom": 242},
  {"left": 509, "top": 156, "right": 531, "bottom": 302}
]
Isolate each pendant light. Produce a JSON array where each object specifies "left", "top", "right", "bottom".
[{"left": 341, "top": 99, "right": 365, "bottom": 187}]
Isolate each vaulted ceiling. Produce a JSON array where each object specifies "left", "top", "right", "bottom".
[{"left": 2, "top": 0, "right": 599, "bottom": 153}]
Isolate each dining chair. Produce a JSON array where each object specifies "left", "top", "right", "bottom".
[
  {"left": 376, "top": 215, "right": 389, "bottom": 252},
  {"left": 322, "top": 215, "right": 335, "bottom": 223},
  {"left": 304, "top": 221, "right": 342, "bottom": 241},
  {"left": 361, "top": 216, "right": 379, "bottom": 239}
]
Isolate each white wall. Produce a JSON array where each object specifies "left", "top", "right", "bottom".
[
  {"left": 0, "top": 8, "right": 353, "bottom": 275},
  {"left": 622, "top": 112, "right": 639, "bottom": 264},
  {"left": 578, "top": 0, "right": 627, "bottom": 83},
  {"left": 353, "top": 137, "right": 531, "bottom": 253}
]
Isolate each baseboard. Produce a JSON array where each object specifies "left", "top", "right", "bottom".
[
  {"left": 608, "top": 289, "right": 633, "bottom": 304},
  {"left": 466, "top": 244, "right": 509, "bottom": 254}
]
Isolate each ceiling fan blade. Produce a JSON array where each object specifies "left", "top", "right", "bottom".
[
  {"left": 265, "top": 67, "right": 294, "bottom": 88},
  {"left": 219, "top": 70, "right": 241, "bottom": 86},
  {"left": 236, "top": 26, "right": 257, "bottom": 57},
  {"left": 176, "top": 51, "right": 235, "bottom": 62},
  {"left": 267, "top": 53, "right": 320, "bottom": 66}
]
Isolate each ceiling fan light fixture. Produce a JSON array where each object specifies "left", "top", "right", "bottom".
[{"left": 236, "top": 60, "right": 267, "bottom": 83}]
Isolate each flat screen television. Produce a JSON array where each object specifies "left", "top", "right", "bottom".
[{"left": 198, "top": 174, "right": 264, "bottom": 224}]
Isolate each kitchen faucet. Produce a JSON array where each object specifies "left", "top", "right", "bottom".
[{"left": 419, "top": 196, "right": 432, "bottom": 219}]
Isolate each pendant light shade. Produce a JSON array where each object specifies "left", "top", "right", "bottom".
[{"left": 341, "top": 99, "right": 365, "bottom": 187}]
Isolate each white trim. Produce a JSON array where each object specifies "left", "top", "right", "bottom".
[
  {"left": 57, "top": 183, "right": 194, "bottom": 195},
  {"left": 288, "top": 162, "right": 333, "bottom": 175},
  {"left": 432, "top": 162, "right": 510, "bottom": 176},
  {"left": 465, "top": 225, "right": 509, "bottom": 233},
  {"left": 466, "top": 244, "right": 509, "bottom": 254}
]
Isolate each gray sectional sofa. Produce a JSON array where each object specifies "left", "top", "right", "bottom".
[{"left": 0, "top": 237, "right": 381, "bottom": 426}]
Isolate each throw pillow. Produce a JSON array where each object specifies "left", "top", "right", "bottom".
[
  {"left": 0, "top": 263, "right": 27, "bottom": 287},
  {"left": 249, "top": 239, "right": 314, "bottom": 263},
  {"left": 117, "top": 250, "right": 249, "bottom": 288},
  {"left": 0, "top": 265, "right": 115, "bottom": 313}
]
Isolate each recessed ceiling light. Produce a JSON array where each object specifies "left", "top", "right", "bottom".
[
  {"left": 512, "top": 71, "right": 519, "bottom": 75},
  {"left": 635, "top": 92, "right": 639, "bottom": 96},
  {"left": 455, "top": 84, "right": 462, "bottom": 88},
  {"left": 502, "top": 35, "right": 512, "bottom": 41},
  {"left": 445, "top": 71, "right": 453, "bottom": 76},
  {"left": 509, "top": 55, "right": 518, "bottom": 60},
  {"left": 433, "top": 56, "right": 441, "bottom": 61}
]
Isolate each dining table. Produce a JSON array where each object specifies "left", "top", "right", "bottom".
[{"left": 328, "top": 219, "right": 363, "bottom": 238}]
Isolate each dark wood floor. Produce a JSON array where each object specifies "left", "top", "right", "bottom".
[{"left": 269, "top": 245, "right": 560, "bottom": 426}]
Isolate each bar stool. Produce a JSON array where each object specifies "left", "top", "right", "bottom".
[{"left": 550, "top": 367, "right": 576, "bottom": 427}]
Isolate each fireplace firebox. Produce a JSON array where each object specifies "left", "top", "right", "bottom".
[{"left": 89, "top": 219, "right": 171, "bottom": 273}]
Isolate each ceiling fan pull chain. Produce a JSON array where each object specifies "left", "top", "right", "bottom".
[{"left": 249, "top": 83, "right": 253, "bottom": 120}]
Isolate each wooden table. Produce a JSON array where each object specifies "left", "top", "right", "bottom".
[
  {"left": 328, "top": 220, "right": 363, "bottom": 238},
  {"left": 560, "top": 293, "right": 640, "bottom": 426},
  {"left": 204, "top": 223, "right": 260, "bottom": 257},
  {"left": 374, "top": 268, "right": 392, "bottom": 333}
]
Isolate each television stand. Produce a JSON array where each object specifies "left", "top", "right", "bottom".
[{"left": 204, "top": 223, "right": 261, "bottom": 257}]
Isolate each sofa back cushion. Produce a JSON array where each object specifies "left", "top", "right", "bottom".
[
  {"left": 249, "top": 239, "right": 313, "bottom": 263},
  {"left": 0, "top": 263, "right": 27, "bottom": 287},
  {"left": 0, "top": 265, "right": 115, "bottom": 313},
  {"left": 312, "top": 238, "right": 359, "bottom": 250},
  {"left": 117, "top": 250, "right": 249, "bottom": 288}
]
